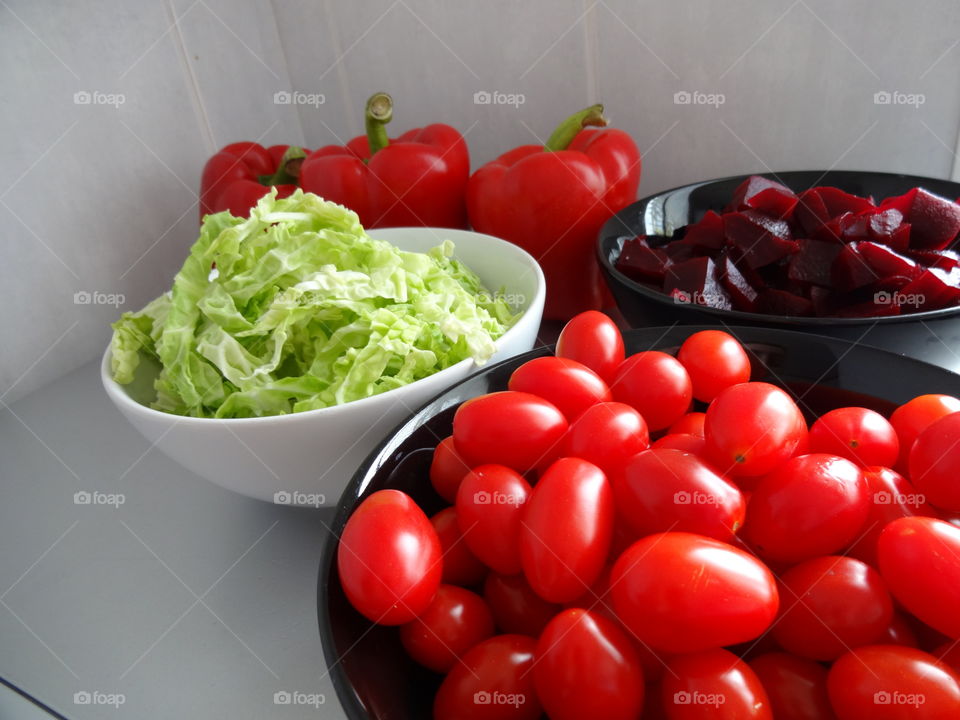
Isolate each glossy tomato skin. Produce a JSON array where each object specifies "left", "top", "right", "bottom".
[
  {"left": 676, "top": 330, "right": 752, "bottom": 403},
  {"left": 704, "top": 382, "right": 807, "bottom": 477},
  {"left": 909, "top": 412, "right": 960, "bottom": 511},
  {"left": 748, "top": 652, "right": 835, "bottom": 720},
  {"left": 610, "top": 532, "right": 779, "bottom": 654},
  {"left": 483, "top": 572, "right": 561, "bottom": 636},
  {"left": 534, "top": 609, "right": 644, "bottom": 720},
  {"left": 878, "top": 517, "right": 960, "bottom": 639},
  {"left": 890, "top": 394, "right": 960, "bottom": 471},
  {"left": 652, "top": 433, "right": 708, "bottom": 456},
  {"left": 563, "top": 401, "right": 649, "bottom": 480},
  {"left": 453, "top": 392, "right": 567, "bottom": 472},
  {"left": 400, "top": 585, "right": 495, "bottom": 673},
  {"left": 662, "top": 648, "right": 772, "bottom": 719},
  {"left": 508, "top": 356, "right": 611, "bottom": 422},
  {"left": 670, "top": 412, "right": 706, "bottom": 437},
  {"left": 520, "top": 458, "right": 613, "bottom": 603},
  {"left": 743, "top": 454, "right": 869, "bottom": 564},
  {"left": 827, "top": 645, "right": 960, "bottom": 720},
  {"left": 880, "top": 613, "right": 920, "bottom": 648},
  {"left": 456, "top": 465, "right": 532, "bottom": 576},
  {"left": 337, "top": 489, "right": 442, "bottom": 625},
  {"left": 431, "top": 507, "right": 488, "bottom": 587},
  {"left": 773, "top": 556, "right": 893, "bottom": 661},
  {"left": 845, "top": 466, "right": 934, "bottom": 568},
  {"left": 933, "top": 642, "right": 960, "bottom": 677},
  {"left": 555, "top": 310, "right": 625, "bottom": 383},
  {"left": 431, "top": 436, "right": 473, "bottom": 503},
  {"left": 613, "top": 448, "right": 745, "bottom": 540},
  {"left": 808, "top": 407, "right": 899, "bottom": 468},
  {"left": 611, "top": 351, "right": 694, "bottom": 431},
  {"left": 433, "top": 634, "right": 542, "bottom": 720}
]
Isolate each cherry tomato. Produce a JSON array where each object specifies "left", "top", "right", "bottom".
[
  {"left": 337, "top": 489, "right": 441, "bottom": 625},
  {"left": 845, "top": 466, "right": 934, "bottom": 568},
  {"left": 808, "top": 407, "right": 899, "bottom": 469},
  {"left": 456, "top": 465, "right": 531, "bottom": 576},
  {"left": 431, "top": 436, "right": 472, "bottom": 503},
  {"left": 652, "top": 433, "right": 708, "bottom": 456},
  {"left": 880, "top": 613, "right": 920, "bottom": 648},
  {"left": 556, "top": 310, "right": 625, "bottom": 383},
  {"left": 611, "top": 351, "right": 693, "bottom": 430},
  {"left": 670, "top": 412, "right": 706, "bottom": 437},
  {"left": 677, "top": 330, "right": 752, "bottom": 403},
  {"left": 743, "top": 454, "right": 869, "bottom": 564},
  {"left": 890, "top": 394, "right": 960, "bottom": 470},
  {"left": 508, "top": 356, "right": 611, "bottom": 422},
  {"left": 748, "top": 652, "right": 834, "bottom": 720},
  {"left": 453, "top": 392, "right": 567, "bottom": 472},
  {"left": 433, "top": 635, "right": 542, "bottom": 720},
  {"left": 534, "top": 609, "right": 645, "bottom": 720},
  {"left": 613, "top": 448, "right": 745, "bottom": 541},
  {"left": 909, "top": 412, "right": 960, "bottom": 511},
  {"left": 827, "top": 645, "right": 960, "bottom": 720},
  {"left": 933, "top": 642, "right": 960, "bottom": 677},
  {"left": 563, "top": 401, "right": 649, "bottom": 480},
  {"left": 878, "top": 517, "right": 960, "bottom": 639},
  {"left": 662, "top": 648, "right": 772, "bottom": 719},
  {"left": 520, "top": 458, "right": 613, "bottom": 603},
  {"left": 431, "top": 507, "right": 488, "bottom": 587},
  {"left": 483, "top": 572, "right": 560, "bottom": 636},
  {"left": 610, "top": 532, "right": 779, "bottom": 654},
  {"left": 773, "top": 556, "right": 893, "bottom": 661},
  {"left": 704, "top": 382, "right": 807, "bottom": 477},
  {"left": 400, "top": 585, "right": 495, "bottom": 673}
]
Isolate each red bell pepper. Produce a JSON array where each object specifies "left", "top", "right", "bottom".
[
  {"left": 199, "top": 142, "right": 307, "bottom": 221},
  {"left": 299, "top": 92, "right": 469, "bottom": 229},
  {"left": 467, "top": 104, "right": 641, "bottom": 320}
]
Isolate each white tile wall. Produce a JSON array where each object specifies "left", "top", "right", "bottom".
[{"left": 2, "top": 0, "right": 959, "bottom": 403}]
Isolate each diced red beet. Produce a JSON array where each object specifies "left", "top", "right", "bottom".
[
  {"left": 760, "top": 289, "right": 814, "bottom": 317},
  {"left": 811, "top": 215, "right": 846, "bottom": 244},
  {"left": 884, "top": 223, "right": 912, "bottom": 252},
  {"left": 871, "top": 274, "right": 914, "bottom": 292},
  {"left": 794, "top": 189, "right": 831, "bottom": 235},
  {"left": 832, "top": 243, "right": 879, "bottom": 291},
  {"left": 814, "top": 186, "right": 876, "bottom": 218},
  {"left": 683, "top": 210, "right": 726, "bottom": 250},
  {"left": 905, "top": 188, "right": 960, "bottom": 250},
  {"left": 809, "top": 286, "right": 837, "bottom": 316},
  {"left": 788, "top": 238, "right": 843, "bottom": 286},
  {"left": 900, "top": 267, "right": 960, "bottom": 310},
  {"left": 663, "top": 256, "right": 732, "bottom": 310},
  {"left": 663, "top": 239, "right": 699, "bottom": 263},
  {"left": 858, "top": 241, "right": 923, "bottom": 281},
  {"left": 868, "top": 208, "right": 904, "bottom": 242},
  {"left": 748, "top": 187, "right": 798, "bottom": 218},
  {"left": 724, "top": 211, "right": 797, "bottom": 268},
  {"left": 879, "top": 188, "right": 919, "bottom": 217},
  {"left": 718, "top": 252, "right": 760, "bottom": 312},
  {"left": 840, "top": 212, "right": 871, "bottom": 241},
  {"left": 728, "top": 176, "right": 796, "bottom": 212},
  {"left": 616, "top": 236, "right": 672, "bottom": 284},
  {"left": 906, "top": 248, "right": 960, "bottom": 270}
]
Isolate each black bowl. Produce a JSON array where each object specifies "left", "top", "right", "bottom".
[
  {"left": 598, "top": 171, "right": 960, "bottom": 371},
  {"left": 318, "top": 325, "right": 960, "bottom": 720}
]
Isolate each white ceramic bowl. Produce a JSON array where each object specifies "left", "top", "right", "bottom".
[{"left": 101, "top": 227, "right": 545, "bottom": 504}]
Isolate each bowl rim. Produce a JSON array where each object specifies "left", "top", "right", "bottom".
[
  {"left": 100, "top": 227, "right": 546, "bottom": 425},
  {"left": 316, "top": 323, "right": 960, "bottom": 719},
  {"left": 597, "top": 169, "right": 960, "bottom": 326}
]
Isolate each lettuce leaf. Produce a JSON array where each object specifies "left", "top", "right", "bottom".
[{"left": 110, "top": 190, "right": 518, "bottom": 418}]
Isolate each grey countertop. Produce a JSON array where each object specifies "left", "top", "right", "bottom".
[{"left": 0, "top": 358, "right": 347, "bottom": 719}]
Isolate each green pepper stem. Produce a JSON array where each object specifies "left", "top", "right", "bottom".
[
  {"left": 259, "top": 145, "right": 306, "bottom": 185},
  {"left": 365, "top": 92, "right": 393, "bottom": 158},
  {"left": 543, "top": 104, "right": 608, "bottom": 152}
]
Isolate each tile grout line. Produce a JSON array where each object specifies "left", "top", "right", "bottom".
[{"left": 164, "top": 0, "right": 216, "bottom": 153}]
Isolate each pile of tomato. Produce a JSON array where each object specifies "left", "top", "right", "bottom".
[{"left": 336, "top": 311, "right": 960, "bottom": 719}]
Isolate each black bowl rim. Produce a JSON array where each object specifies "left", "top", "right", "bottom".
[
  {"left": 317, "top": 323, "right": 960, "bottom": 719},
  {"left": 597, "top": 169, "right": 960, "bottom": 326}
]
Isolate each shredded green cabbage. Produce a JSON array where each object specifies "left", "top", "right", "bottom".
[{"left": 110, "top": 190, "right": 519, "bottom": 418}]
